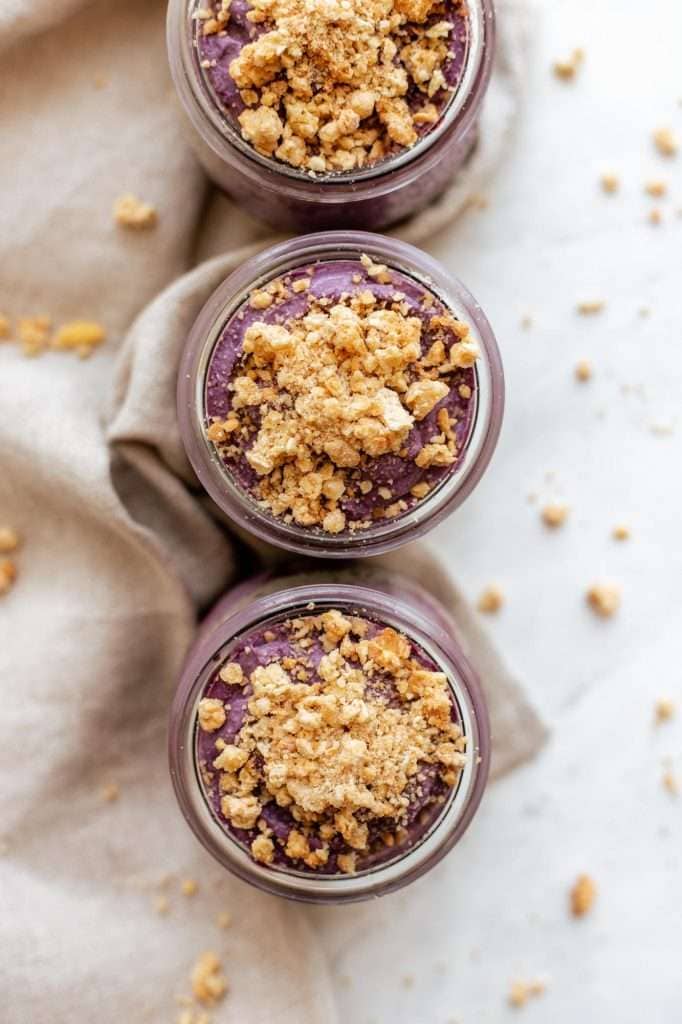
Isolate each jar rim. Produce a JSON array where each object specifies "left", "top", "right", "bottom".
[
  {"left": 168, "top": 578, "right": 490, "bottom": 902},
  {"left": 167, "top": 0, "right": 496, "bottom": 197},
  {"left": 177, "top": 231, "right": 505, "bottom": 558}
]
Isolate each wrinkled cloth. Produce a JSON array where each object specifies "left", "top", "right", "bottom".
[{"left": 0, "top": 0, "right": 539, "bottom": 1021}]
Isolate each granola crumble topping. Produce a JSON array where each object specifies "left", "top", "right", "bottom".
[
  {"left": 190, "top": 951, "right": 228, "bottom": 1006},
  {"left": 196, "top": 0, "right": 468, "bottom": 172},
  {"left": 196, "top": 610, "right": 465, "bottom": 872},
  {"left": 205, "top": 259, "right": 478, "bottom": 533}
]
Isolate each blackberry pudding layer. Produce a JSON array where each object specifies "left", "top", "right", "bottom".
[
  {"left": 194, "top": 0, "right": 470, "bottom": 175},
  {"left": 204, "top": 255, "right": 478, "bottom": 537}
]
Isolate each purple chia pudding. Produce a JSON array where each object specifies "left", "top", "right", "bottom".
[
  {"left": 195, "top": 607, "right": 467, "bottom": 875},
  {"left": 204, "top": 255, "right": 479, "bottom": 536},
  {"left": 194, "top": 0, "right": 470, "bottom": 176}
]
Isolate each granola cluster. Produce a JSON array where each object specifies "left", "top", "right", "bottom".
[
  {"left": 206, "top": 258, "right": 478, "bottom": 534},
  {"left": 197, "top": 610, "right": 466, "bottom": 872},
  {"left": 197, "top": 0, "right": 466, "bottom": 172}
]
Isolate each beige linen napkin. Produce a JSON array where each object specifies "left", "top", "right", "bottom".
[{"left": 0, "top": 1, "right": 540, "bottom": 1022}]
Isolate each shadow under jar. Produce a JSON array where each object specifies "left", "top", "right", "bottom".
[
  {"left": 169, "top": 568, "right": 490, "bottom": 903},
  {"left": 167, "top": 0, "right": 496, "bottom": 230},
  {"left": 178, "top": 231, "right": 504, "bottom": 557}
]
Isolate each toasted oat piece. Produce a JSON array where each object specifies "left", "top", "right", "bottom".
[
  {"left": 113, "top": 193, "right": 158, "bottom": 229},
  {"left": 586, "top": 583, "right": 620, "bottom": 618},
  {"left": 653, "top": 128, "right": 678, "bottom": 157},
  {"left": 576, "top": 299, "right": 605, "bottom": 315},
  {"left": 570, "top": 873, "right": 597, "bottom": 917},
  {"left": 612, "top": 524, "right": 630, "bottom": 541},
  {"left": 541, "top": 503, "right": 569, "bottom": 529},
  {"left": 645, "top": 180, "right": 667, "bottom": 198},
  {"left": 600, "top": 172, "right": 620, "bottom": 194},
  {"left": 477, "top": 585, "right": 504, "bottom": 615},
  {"left": 575, "top": 359, "right": 592, "bottom": 382},
  {"left": 508, "top": 978, "right": 546, "bottom": 1008},
  {"left": 190, "top": 951, "right": 228, "bottom": 1006},
  {"left": 655, "top": 699, "right": 676, "bottom": 724},
  {"left": 553, "top": 49, "right": 584, "bottom": 81}
]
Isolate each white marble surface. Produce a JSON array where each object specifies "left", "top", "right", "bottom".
[{"left": 310, "top": 1, "right": 682, "bottom": 1019}]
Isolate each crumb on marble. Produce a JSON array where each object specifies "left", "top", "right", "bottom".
[
  {"left": 541, "top": 503, "right": 569, "bottom": 529},
  {"left": 508, "top": 978, "right": 546, "bottom": 1008},
  {"left": 586, "top": 583, "right": 621, "bottom": 618},
  {"left": 575, "top": 359, "right": 592, "bottom": 382},
  {"left": 644, "top": 180, "right": 667, "bottom": 198},
  {"left": 113, "top": 193, "right": 158, "bottom": 230},
  {"left": 662, "top": 768, "right": 679, "bottom": 796},
  {"left": 477, "top": 585, "right": 504, "bottom": 615},
  {"left": 653, "top": 127, "right": 678, "bottom": 157},
  {"left": 655, "top": 699, "right": 676, "bottom": 725},
  {"left": 553, "top": 49, "right": 584, "bottom": 81},
  {"left": 570, "top": 873, "right": 597, "bottom": 917},
  {"left": 612, "top": 524, "right": 630, "bottom": 541},
  {"left": 576, "top": 300, "right": 604, "bottom": 316},
  {"left": 649, "top": 208, "right": 663, "bottom": 226},
  {"left": 600, "top": 172, "right": 619, "bottom": 194},
  {"left": 181, "top": 878, "right": 199, "bottom": 897}
]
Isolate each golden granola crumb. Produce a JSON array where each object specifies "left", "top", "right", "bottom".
[
  {"left": 216, "top": 910, "right": 231, "bottom": 929},
  {"left": 553, "top": 48, "right": 584, "bottom": 81},
  {"left": 600, "top": 172, "right": 620, "bottom": 194},
  {"left": 251, "top": 834, "right": 275, "bottom": 864},
  {"left": 249, "top": 290, "right": 274, "bottom": 310},
  {"left": 575, "top": 359, "right": 592, "bottom": 382},
  {"left": 198, "top": 698, "right": 227, "bottom": 732},
  {"left": 570, "top": 874, "right": 597, "bottom": 917},
  {"left": 101, "top": 782, "right": 120, "bottom": 803},
  {"left": 645, "top": 180, "right": 667, "bottom": 198},
  {"left": 190, "top": 951, "right": 228, "bottom": 1006},
  {"left": 655, "top": 699, "right": 676, "bottom": 724},
  {"left": 18, "top": 316, "right": 51, "bottom": 357},
  {"left": 541, "top": 503, "right": 569, "bottom": 529},
  {"left": 653, "top": 127, "right": 678, "bottom": 157},
  {"left": 612, "top": 524, "right": 630, "bottom": 541},
  {"left": 154, "top": 895, "right": 170, "bottom": 915},
  {"left": 181, "top": 878, "right": 199, "bottom": 897},
  {"left": 0, "top": 314, "right": 11, "bottom": 339},
  {"left": 586, "top": 583, "right": 620, "bottom": 618},
  {"left": 113, "top": 193, "right": 158, "bottom": 230},
  {"left": 0, "top": 527, "right": 20, "bottom": 554},
  {"left": 219, "top": 662, "right": 244, "bottom": 685},
  {"left": 52, "top": 320, "right": 106, "bottom": 359},
  {"left": 576, "top": 300, "right": 604, "bottom": 316},
  {"left": 477, "top": 585, "right": 504, "bottom": 615},
  {"left": 508, "top": 979, "right": 546, "bottom": 1008},
  {"left": 649, "top": 208, "right": 663, "bottom": 226},
  {"left": 662, "top": 769, "right": 679, "bottom": 796}
]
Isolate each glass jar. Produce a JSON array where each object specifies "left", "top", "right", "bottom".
[
  {"left": 178, "top": 231, "right": 504, "bottom": 558},
  {"left": 166, "top": 0, "right": 496, "bottom": 231},
  {"left": 169, "top": 566, "right": 490, "bottom": 903}
]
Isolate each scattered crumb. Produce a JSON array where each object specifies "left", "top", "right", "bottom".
[
  {"left": 0, "top": 313, "right": 11, "bottom": 339},
  {"left": 576, "top": 300, "right": 604, "bottom": 315},
  {"left": 553, "top": 49, "right": 584, "bottom": 81},
  {"left": 575, "top": 359, "right": 592, "bottom": 382},
  {"left": 541, "top": 503, "right": 569, "bottom": 529},
  {"left": 18, "top": 316, "right": 51, "bottom": 357},
  {"left": 644, "top": 180, "right": 667, "bottom": 198},
  {"left": 653, "top": 127, "right": 678, "bottom": 157},
  {"left": 649, "top": 208, "right": 663, "bottom": 226},
  {"left": 190, "top": 951, "right": 228, "bottom": 1006},
  {"left": 477, "top": 585, "right": 504, "bottom": 615},
  {"left": 508, "top": 979, "right": 546, "bottom": 1008},
  {"left": 655, "top": 699, "right": 676, "bottom": 725},
  {"left": 52, "top": 320, "right": 106, "bottom": 359},
  {"left": 113, "top": 193, "right": 158, "bottom": 230},
  {"left": 662, "top": 769, "right": 679, "bottom": 796},
  {"left": 570, "top": 874, "right": 597, "bottom": 917},
  {"left": 181, "top": 878, "right": 199, "bottom": 897},
  {"left": 520, "top": 314, "right": 533, "bottom": 329},
  {"left": 0, "top": 560, "right": 16, "bottom": 596},
  {"left": 216, "top": 910, "right": 231, "bottom": 929},
  {"left": 586, "top": 583, "right": 621, "bottom": 618},
  {"left": 101, "top": 782, "right": 120, "bottom": 803},
  {"left": 154, "top": 895, "right": 170, "bottom": 915},
  {"left": 612, "top": 524, "right": 630, "bottom": 541},
  {"left": 402, "top": 974, "right": 415, "bottom": 989},
  {"left": 600, "top": 172, "right": 619, "bottom": 194},
  {"left": 0, "top": 527, "right": 20, "bottom": 554}
]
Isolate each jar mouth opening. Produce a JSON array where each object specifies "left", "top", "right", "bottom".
[
  {"left": 180, "top": 0, "right": 488, "bottom": 185},
  {"left": 170, "top": 583, "right": 489, "bottom": 901},
  {"left": 180, "top": 232, "right": 504, "bottom": 557}
]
